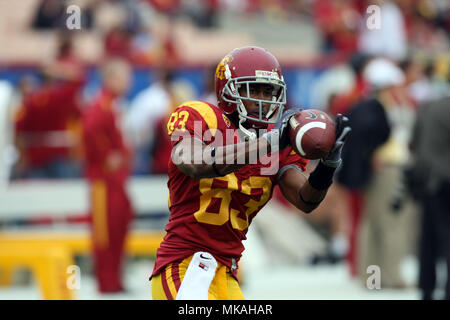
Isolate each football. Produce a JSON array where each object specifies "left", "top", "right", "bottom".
[{"left": 289, "top": 109, "right": 336, "bottom": 160}]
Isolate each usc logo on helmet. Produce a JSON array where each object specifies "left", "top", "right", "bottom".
[
  {"left": 222, "top": 114, "right": 231, "bottom": 128},
  {"left": 215, "top": 54, "right": 233, "bottom": 80}
]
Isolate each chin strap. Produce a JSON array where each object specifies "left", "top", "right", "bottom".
[
  {"left": 238, "top": 116, "right": 257, "bottom": 141},
  {"left": 235, "top": 99, "right": 257, "bottom": 141}
]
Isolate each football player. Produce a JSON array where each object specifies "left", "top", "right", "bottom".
[{"left": 151, "top": 46, "right": 350, "bottom": 299}]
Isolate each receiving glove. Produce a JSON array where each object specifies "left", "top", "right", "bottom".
[
  {"left": 321, "top": 113, "right": 351, "bottom": 168},
  {"left": 263, "top": 107, "right": 302, "bottom": 151}
]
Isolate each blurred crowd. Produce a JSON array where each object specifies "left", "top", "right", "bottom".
[
  {"left": 0, "top": 0, "right": 446, "bottom": 65},
  {"left": 1, "top": 0, "right": 447, "bottom": 179},
  {"left": 0, "top": 0, "right": 449, "bottom": 299},
  {"left": 302, "top": 41, "right": 449, "bottom": 299}
]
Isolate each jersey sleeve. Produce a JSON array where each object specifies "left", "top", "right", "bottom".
[
  {"left": 167, "top": 101, "right": 218, "bottom": 147},
  {"left": 277, "top": 147, "right": 309, "bottom": 181}
]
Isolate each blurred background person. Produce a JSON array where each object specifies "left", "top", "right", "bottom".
[
  {"left": 313, "top": 0, "right": 361, "bottom": 55},
  {"left": 125, "top": 68, "right": 174, "bottom": 175},
  {"left": 409, "top": 95, "right": 450, "bottom": 300},
  {"left": 358, "top": 0, "right": 408, "bottom": 62},
  {"left": 338, "top": 57, "right": 418, "bottom": 287},
  {"left": 306, "top": 53, "right": 372, "bottom": 268},
  {"left": 31, "top": 0, "right": 66, "bottom": 30},
  {"left": 82, "top": 58, "right": 134, "bottom": 294},
  {"left": 12, "top": 36, "right": 85, "bottom": 179},
  {"left": 148, "top": 77, "right": 195, "bottom": 175},
  {"left": 328, "top": 53, "right": 372, "bottom": 117},
  {"left": 0, "top": 76, "right": 38, "bottom": 183},
  {"left": 399, "top": 57, "right": 429, "bottom": 107}
]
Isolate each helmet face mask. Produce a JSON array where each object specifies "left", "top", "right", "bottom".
[
  {"left": 215, "top": 46, "right": 287, "bottom": 131},
  {"left": 221, "top": 74, "right": 286, "bottom": 127}
]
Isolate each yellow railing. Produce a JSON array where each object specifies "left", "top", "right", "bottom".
[{"left": 0, "top": 230, "right": 165, "bottom": 299}]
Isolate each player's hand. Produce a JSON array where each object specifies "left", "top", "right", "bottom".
[
  {"left": 106, "top": 151, "right": 124, "bottom": 171},
  {"left": 263, "top": 107, "right": 302, "bottom": 151},
  {"left": 321, "top": 113, "right": 351, "bottom": 167}
]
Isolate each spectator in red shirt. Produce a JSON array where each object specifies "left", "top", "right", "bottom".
[
  {"left": 13, "top": 52, "right": 85, "bottom": 179},
  {"left": 328, "top": 53, "right": 372, "bottom": 117},
  {"left": 82, "top": 58, "right": 134, "bottom": 293},
  {"left": 313, "top": 0, "right": 360, "bottom": 55}
]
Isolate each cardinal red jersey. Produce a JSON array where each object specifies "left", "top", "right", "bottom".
[
  {"left": 151, "top": 101, "right": 308, "bottom": 279},
  {"left": 82, "top": 90, "right": 131, "bottom": 184},
  {"left": 14, "top": 80, "right": 83, "bottom": 167}
]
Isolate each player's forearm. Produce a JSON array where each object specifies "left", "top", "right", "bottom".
[
  {"left": 210, "top": 137, "right": 272, "bottom": 177},
  {"left": 297, "top": 161, "right": 337, "bottom": 213},
  {"left": 175, "top": 137, "right": 271, "bottom": 179},
  {"left": 297, "top": 182, "right": 328, "bottom": 213}
]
